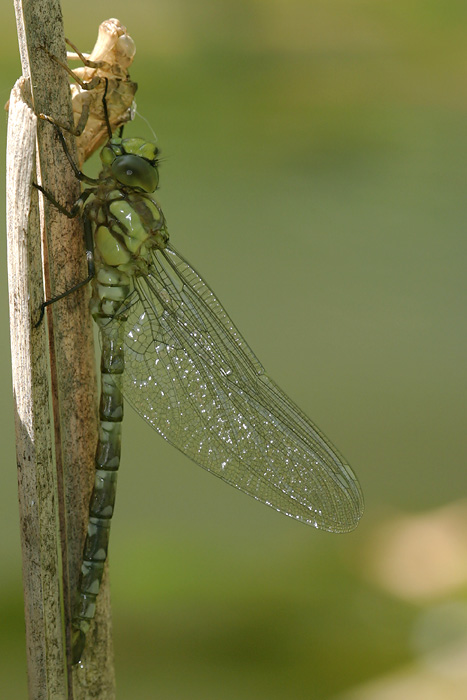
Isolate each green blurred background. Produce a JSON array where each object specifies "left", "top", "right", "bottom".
[{"left": 1, "top": 1, "right": 467, "bottom": 698}]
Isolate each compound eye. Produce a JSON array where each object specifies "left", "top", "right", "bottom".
[{"left": 111, "top": 154, "right": 159, "bottom": 192}]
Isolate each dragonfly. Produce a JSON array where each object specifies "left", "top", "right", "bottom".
[
  {"left": 36, "top": 108, "right": 364, "bottom": 664},
  {"left": 43, "top": 18, "right": 137, "bottom": 165}
]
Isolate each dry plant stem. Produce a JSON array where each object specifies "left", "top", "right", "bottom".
[
  {"left": 10, "top": 1, "right": 115, "bottom": 697},
  {"left": 7, "top": 76, "right": 65, "bottom": 700}
]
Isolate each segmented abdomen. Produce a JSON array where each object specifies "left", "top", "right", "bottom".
[{"left": 71, "top": 272, "right": 129, "bottom": 663}]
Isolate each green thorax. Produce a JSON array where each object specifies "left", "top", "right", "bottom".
[{"left": 87, "top": 137, "right": 169, "bottom": 322}]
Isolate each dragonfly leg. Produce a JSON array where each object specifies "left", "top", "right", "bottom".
[
  {"left": 72, "top": 95, "right": 92, "bottom": 138},
  {"left": 38, "top": 45, "right": 101, "bottom": 138},
  {"left": 37, "top": 120, "right": 98, "bottom": 185},
  {"left": 40, "top": 39, "right": 114, "bottom": 142},
  {"left": 39, "top": 94, "right": 93, "bottom": 139},
  {"left": 33, "top": 209, "right": 96, "bottom": 327},
  {"left": 41, "top": 43, "right": 102, "bottom": 91},
  {"left": 34, "top": 77, "right": 111, "bottom": 325},
  {"left": 65, "top": 37, "right": 104, "bottom": 74},
  {"left": 32, "top": 182, "right": 91, "bottom": 219}
]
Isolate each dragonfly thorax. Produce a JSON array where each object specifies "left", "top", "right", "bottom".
[
  {"left": 89, "top": 189, "right": 168, "bottom": 269},
  {"left": 87, "top": 137, "right": 168, "bottom": 319}
]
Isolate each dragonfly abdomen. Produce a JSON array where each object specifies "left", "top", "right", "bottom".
[{"left": 72, "top": 273, "right": 128, "bottom": 663}]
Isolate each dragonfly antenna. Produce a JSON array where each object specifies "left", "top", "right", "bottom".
[{"left": 134, "top": 109, "right": 158, "bottom": 141}]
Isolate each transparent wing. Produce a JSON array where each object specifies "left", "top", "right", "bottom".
[{"left": 101, "top": 244, "right": 364, "bottom": 532}]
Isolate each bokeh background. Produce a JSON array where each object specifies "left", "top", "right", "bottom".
[{"left": 1, "top": 1, "right": 467, "bottom": 698}]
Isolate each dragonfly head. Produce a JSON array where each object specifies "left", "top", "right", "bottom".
[{"left": 101, "top": 137, "right": 160, "bottom": 192}]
